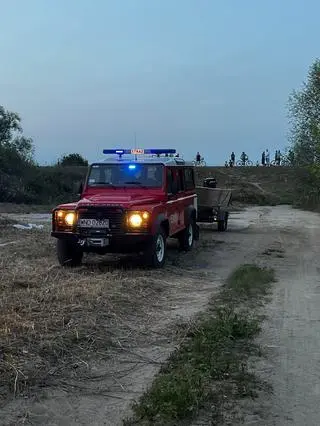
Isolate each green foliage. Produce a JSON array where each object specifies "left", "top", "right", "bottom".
[
  {"left": 288, "top": 59, "right": 320, "bottom": 165},
  {"left": 288, "top": 59, "right": 320, "bottom": 208},
  {"left": 58, "top": 153, "right": 88, "bottom": 167},
  {"left": 0, "top": 105, "right": 88, "bottom": 205},
  {"left": 0, "top": 106, "right": 34, "bottom": 161}
]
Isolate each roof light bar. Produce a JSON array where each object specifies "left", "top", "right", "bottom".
[{"left": 103, "top": 148, "right": 176, "bottom": 156}]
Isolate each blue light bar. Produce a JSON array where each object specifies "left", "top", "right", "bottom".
[
  {"left": 103, "top": 148, "right": 176, "bottom": 156},
  {"left": 128, "top": 164, "right": 136, "bottom": 169}
]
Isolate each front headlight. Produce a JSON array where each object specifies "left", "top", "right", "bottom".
[
  {"left": 127, "top": 211, "right": 149, "bottom": 228},
  {"left": 55, "top": 210, "right": 76, "bottom": 228},
  {"left": 65, "top": 212, "right": 76, "bottom": 226}
]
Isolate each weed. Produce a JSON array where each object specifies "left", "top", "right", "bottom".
[
  {"left": 125, "top": 264, "right": 275, "bottom": 425},
  {"left": 224, "top": 263, "right": 275, "bottom": 300}
]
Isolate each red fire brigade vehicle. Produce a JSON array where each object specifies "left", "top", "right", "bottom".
[{"left": 51, "top": 149, "right": 199, "bottom": 268}]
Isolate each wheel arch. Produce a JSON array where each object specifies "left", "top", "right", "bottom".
[{"left": 153, "top": 213, "right": 169, "bottom": 237}]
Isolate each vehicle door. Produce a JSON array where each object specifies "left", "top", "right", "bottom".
[{"left": 166, "top": 167, "right": 185, "bottom": 235}]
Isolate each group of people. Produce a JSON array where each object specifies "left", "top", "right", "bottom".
[
  {"left": 195, "top": 149, "right": 293, "bottom": 167},
  {"left": 224, "top": 149, "right": 286, "bottom": 167},
  {"left": 261, "top": 149, "right": 271, "bottom": 166},
  {"left": 225, "top": 151, "right": 247, "bottom": 167}
]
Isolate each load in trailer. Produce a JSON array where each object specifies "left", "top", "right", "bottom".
[{"left": 196, "top": 177, "right": 232, "bottom": 231}]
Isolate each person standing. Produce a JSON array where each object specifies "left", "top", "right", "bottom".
[
  {"left": 231, "top": 151, "right": 235, "bottom": 166},
  {"left": 265, "top": 149, "right": 270, "bottom": 166},
  {"left": 261, "top": 151, "right": 265, "bottom": 166},
  {"left": 277, "top": 150, "right": 281, "bottom": 166}
]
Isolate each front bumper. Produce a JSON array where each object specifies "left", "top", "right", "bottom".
[{"left": 51, "top": 231, "right": 153, "bottom": 253}]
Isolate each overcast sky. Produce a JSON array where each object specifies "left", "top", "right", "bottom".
[{"left": 0, "top": 0, "right": 319, "bottom": 165}]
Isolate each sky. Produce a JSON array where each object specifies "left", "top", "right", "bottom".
[{"left": 0, "top": 0, "right": 319, "bottom": 166}]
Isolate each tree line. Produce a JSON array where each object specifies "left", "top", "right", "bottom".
[{"left": 0, "top": 106, "right": 87, "bottom": 204}]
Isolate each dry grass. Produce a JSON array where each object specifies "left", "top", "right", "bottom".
[
  {"left": 0, "top": 203, "right": 53, "bottom": 214},
  {"left": 0, "top": 226, "right": 170, "bottom": 400}
]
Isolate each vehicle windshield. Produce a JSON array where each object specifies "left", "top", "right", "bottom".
[{"left": 87, "top": 163, "right": 164, "bottom": 187}]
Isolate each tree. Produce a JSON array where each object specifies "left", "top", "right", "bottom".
[
  {"left": 0, "top": 105, "right": 34, "bottom": 162},
  {"left": 288, "top": 59, "right": 320, "bottom": 165},
  {"left": 58, "top": 153, "right": 88, "bottom": 167}
]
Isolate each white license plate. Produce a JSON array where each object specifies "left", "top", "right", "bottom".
[{"left": 78, "top": 218, "right": 109, "bottom": 228}]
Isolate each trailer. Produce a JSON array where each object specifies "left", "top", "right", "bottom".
[{"left": 196, "top": 177, "right": 232, "bottom": 232}]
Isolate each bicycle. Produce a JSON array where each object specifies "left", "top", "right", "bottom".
[
  {"left": 281, "top": 157, "right": 292, "bottom": 166},
  {"left": 192, "top": 158, "right": 207, "bottom": 167},
  {"left": 271, "top": 157, "right": 292, "bottom": 166},
  {"left": 236, "top": 159, "right": 253, "bottom": 167}
]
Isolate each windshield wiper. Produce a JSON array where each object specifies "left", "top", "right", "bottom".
[
  {"left": 124, "top": 181, "right": 142, "bottom": 185},
  {"left": 123, "top": 181, "right": 148, "bottom": 188},
  {"left": 89, "top": 182, "right": 116, "bottom": 188}
]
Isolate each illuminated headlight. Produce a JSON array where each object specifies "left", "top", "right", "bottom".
[
  {"left": 65, "top": 212, "right": 76, "bottom": 226},
  {"left": 55, "top": 210, "right": 76, "bottom": 227},
  {"left": 127, "top": 212, "right": 149, "bottom": 228}
]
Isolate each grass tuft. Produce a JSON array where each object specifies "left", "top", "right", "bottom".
[
  {"left": 125, "top": 264, "right": 275, "bottom": 425},
  {"left": 225, "top": 263, "right": 275, "bottom": 299}
]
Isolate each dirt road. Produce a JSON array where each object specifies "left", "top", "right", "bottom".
[
  {"left": 1, "top": 205, "right": 320, "bottom": 425},
  {"left": 238, "top": 206, "right": 320, "bottom": 426}
]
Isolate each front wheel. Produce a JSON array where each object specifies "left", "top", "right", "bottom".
[
  {"left": 246, "top": 160, "right": 253, "bottom": 166},
  {"left": 57, "top": 239, "right": 83, "bottom": 267},
  {"left": 179, "top": 221, "right": 195, "bottom": 251},
  {"left": 236, "top": 160, "right": 244, "bottom": 166},
  {"left": 145, "top": 227, "right": 167, "bottom": 268}
]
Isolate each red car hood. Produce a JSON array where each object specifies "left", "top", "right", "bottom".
[{"left": 77, "top": 193, "right": 162, "bottom": 208}]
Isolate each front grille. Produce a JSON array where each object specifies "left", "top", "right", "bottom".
[{"left": 76, "top": 206, "right": 125, "bottom": 236}]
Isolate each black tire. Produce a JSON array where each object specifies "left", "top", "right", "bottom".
[
  {"left": 144, "top": 227, "right": 167, "bottom": 268},
  {"left": 246, "top": 160, "right": 253, "bottom": 166},
  {"left": 236, "top": 160, "right": 243, "bottom": 166},
  {"left": 57, "top": 239, "right": 83, "bottom": 267},
  {"left": 178, "top": 220, "right": 195, "bottom": 251}
]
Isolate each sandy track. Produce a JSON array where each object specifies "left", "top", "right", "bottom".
[
  {"left": 1, "top": 205, "right": 320, "bottom": 425},
  {"left": 238, "top": 207, "right": 320, "bottom": 426}
]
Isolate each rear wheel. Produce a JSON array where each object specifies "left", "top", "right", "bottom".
[
  {"left": 57, "top": 239, "right": 83, "bottom": 267},
  {"left": 145, "top": 227, "right": 167, "bottom": 268},
  {"left": 179, "top": 221, "right": 195, "bottom": 251}
]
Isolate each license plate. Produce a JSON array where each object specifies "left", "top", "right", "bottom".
[{"left": 78, "top": 218, "right": 109, "bottom": 228}]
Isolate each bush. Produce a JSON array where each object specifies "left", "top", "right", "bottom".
[{"left": 0, "top": 163, "right": 88, "bottom": 205}]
